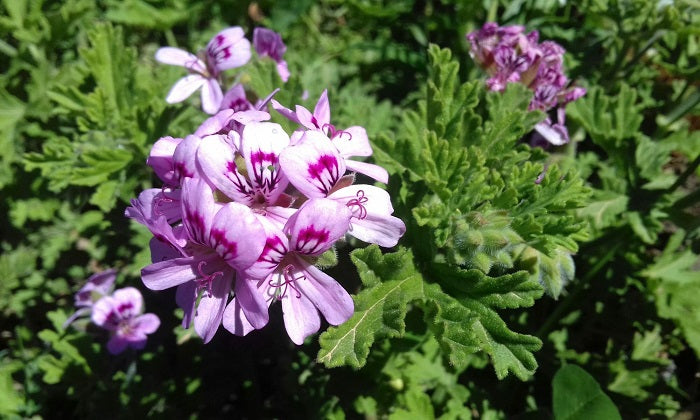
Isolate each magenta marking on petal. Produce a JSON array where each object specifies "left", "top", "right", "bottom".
[
  {"left": 224, "top": 160, "right": 255, "bottom": 199},
  {"left": 258, "top": 235, "right": 288, "bottom": 265},
  {"left": 249, "top": 151, "right": 282, "bottom": 193},
  {"left": 105, "top": 311, "right": 120, "bottom": 326},
  {"left": 185, "top": 210, "right": 207, "bottom": 244},
  {"left": 307, "top": 154, "right": 340, "bottom": 194},
  {"left": 250, "top": 151, "right": 278, "bottom": 166},
  {"left": 295, "top": 226, "right": 330, "bottom": 254},
  {"left": 175, "top": 161, "right": 193, "bottom": 179},
  {"left": 310, "top": 115, "right": 320, "bottom": 129},
  {"left": 216, "top": 34, "right": 225, "bottom": 46},
  {"left": 210, "top": 228, "right": 238, "bottom": 261},
  {"left": 117, "top": 302, "right": 134, "bottom": 316}
]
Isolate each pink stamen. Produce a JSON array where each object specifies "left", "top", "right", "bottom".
[
  {"left": 153, "top": 186, "right": 176, "bottom": 216},
  {"left": 346, "top": 189, "right": 368, "bottom": 220},
  {"left": 322, "top": 123, "right": 353, "bottom": 141},
  {"left": 269, "top": 264, "right": 303, "bottom": 299},
  {"left": 195, "top": 260, "right": 223, "bottom": 298}
]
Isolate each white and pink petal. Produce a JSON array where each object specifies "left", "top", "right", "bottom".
[
  {"left": 286, "top": 198, "right": 351, "bottom": 256},
  {"left": 295, "top": 259, "right": 354, "bottom": 326},
  {"left": 196, "top": 134, "right": 254, "bottom": 204},
  {"left": 209, "top": 202, "right": 266, "bottom": 269},
  {"left": 279, "top": 131, "right": 346, "bottom": 198},
  {"left": 165, "top": 75, "right": 206, "bottom": 104}
]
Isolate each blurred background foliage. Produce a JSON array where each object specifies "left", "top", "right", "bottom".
[{"left": 1, "top": 0, "right": 698, "bottom": 418}]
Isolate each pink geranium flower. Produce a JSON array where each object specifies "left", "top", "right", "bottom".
[
  {"left": 272, "top": 90, "right": 388, "bottom": 183},
  {"left": 140, "top": 178, "right": 267, "bottom": 342},
  {"left": 223, "top": 198, "right": 354, "bottom": 344},
  {"left": 156, "top": 27, "right": 252, "bottom": 114},
  {"left": 91, "top": 287, "right": 160, "bottom": 355},
  {"left": 253, "top": 28, "right": 290, "bottom": 82},
  {"left": 280, "top": 130, "right": 405, "bottom": 247}
]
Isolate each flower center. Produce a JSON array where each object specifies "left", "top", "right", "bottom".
[
  {"left": 196, "top": 260, "right": 224, "bottom": 298},
  {"left": 269, "top": 264, "right": 303, "bottom": 300}
]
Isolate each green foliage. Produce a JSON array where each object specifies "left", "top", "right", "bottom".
[
  {"left": 1, "top": 0, "right": 698, "bottom": 418},
  {"left": 552, "top": 365, "right": 621, "bottom": 420},
  {"left": 318, "top": 246, "right": 425, "bottom": 368},
  {"left": 642, "top": 230, "right": 700, "bottom": 355}
]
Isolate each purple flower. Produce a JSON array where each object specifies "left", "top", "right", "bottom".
[
  {"left": 279, "top": 130, "right": 405, "bottom": 247},
  {"left": 272, "top": 90, "right": 389, "bottom": 182},
  {"left": 91, "top": 287, "right": 160, "bottom": 354},
  {"left": 196, "top": 122, "right": 292, "bottom": 213},
  {"left": 253, "top": 28, "right": 289, "bottom": 82},
  {"left": 224, "top": 198, "right": 354, "bottom": 344},
  {"left": 64, "top": 269, "right": 117, "bottom": 328},
  {"left": 466, "top": 22, "right": 587, "bottom": 146},
  {"left": 75, "top": 269, "right": 117, "bottom": 307},
  {"left": 140, "top": 178, "right": 267, "bottom": 342},
  {"left": 147, "top": 136, "right": 183, "bottom": 187},
  {"left": 155, "top": 27, "right": 252, "bottom": 114}
]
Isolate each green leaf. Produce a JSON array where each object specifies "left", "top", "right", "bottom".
[
  {"left": 424, "top": 266, "right": 544, "bottom": 380},
  {"left": 317, "top": 246, "right": 425, "bottom": 368},
  {"left": 71, "top": 148, "right": 132, "bottom": 186},
  {"left": 0, "top": 360, "right": 24, "bottom": 416},
  {"left": 105, "top": 0, "right": 190, "bottom": 29},
  {"left": 577, "top": 191, "right": 629, "bottom": 230},
  {"left": 641, "top": 230, "right": 700, "bottom": 355},
  {"left": 0, "top": 88, "right": 25, "bottom": 187},
  {"left": 552, "top": 365, "right": 621, "bottom": 420},
  {"left": 90, "top": 179, "right": 120, "bottom": 211},
  {"left": 567, "top": 85, "right": 643, "bottom": 151},
  {"left": 389, "top": 388, "right": 436, "bottom": 420}
]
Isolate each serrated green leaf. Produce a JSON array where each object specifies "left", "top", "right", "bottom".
[
  {"left": 0, "top": 88, "right": 25, "bottom": 187},
  {"left": 71, "top": 148, "right": 131, "bottom": 186},
  {"left": 389, "top": 388, "right": 436, "bottom": 420},
  {"left": 0, "top": 361, "right": 24, "bottom": 416},
  {"left": 577, "top": 191, "right": 629, "bottom": 230},
  {"left": 424, "top": 266, "right": 544, "bottom": 380},
  {"left": 553, "top": 365, "right": 621, "bottom": 420},
  {"left": 317, "top": 246, "right": 425, "bottom": 368},
  {"left": 641, "top": 230, "right": 700, "bottom": 355},
  {"left": 90, "top": 179, "right": 120, "bottom": 211}
]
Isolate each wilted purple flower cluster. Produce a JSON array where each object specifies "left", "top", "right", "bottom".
[
  {"left": 156, "top": 27, "right": 289, "bottom": 114},
  {"left": 66, "top": 270, "right": 160, "bottom": 354},
  {"left": 127, "top": 88, "right": 405, "bottom": 345},
  {"left": 467, "top": 22, "right": 586, "bottom": 145}
]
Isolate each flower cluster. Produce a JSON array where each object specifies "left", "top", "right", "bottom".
[
  {"left": 467, "top": 22, "right": 586, "bottom": 146},
  {"left": 127, "top": 89, "right": 405, "bottom": 345},
  {"left": 66, "top": 270, "right": 160, "bottom": 355},
  {"left": 156, "top": 27, "right": 289, "bottom": 114}
]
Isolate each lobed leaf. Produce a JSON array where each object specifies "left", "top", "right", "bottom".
[{"left": 317, "top": 246, "right": 425, "bottom": 368}]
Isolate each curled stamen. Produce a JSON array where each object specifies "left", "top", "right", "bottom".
[
  {"left": 346, "top": 189, "right": 368, "bottom": 220},
  {"left": 154, "top": 186, "right": 176, "bottom": 217},
  {"left": 322, "top": 123, "right": 353, "bottom": 141},
  {"left": 195, "top": 260, "right": 224, "bottom": 298},
  {"left": 269, "top": 264, "right": 303, "bottom": 299}
]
